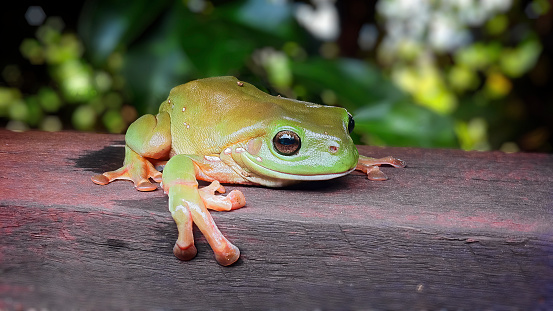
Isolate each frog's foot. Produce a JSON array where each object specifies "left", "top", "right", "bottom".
[
  {"left": 91, "top": 146, "right": 162, "bottom": 191},
  {"left": 356, "top": 155, "right": 406, "bottom": 181},
  {"left": 198, "top": 181, "right": 246, "bottom": 212}
]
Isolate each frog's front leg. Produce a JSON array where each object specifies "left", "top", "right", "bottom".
[
  {"left": 163, "top": 154, "right": 245, "bottom": 266},
  {"left": 91, "top": 112, "right": 171, "bottom": 191},
  {"left": 356, "top": 155, "right": 406, "bottom": 180}
]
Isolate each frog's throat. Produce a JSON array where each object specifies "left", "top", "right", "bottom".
[{"left": 240, "top": 152, "right": 355, "bottom": 181}]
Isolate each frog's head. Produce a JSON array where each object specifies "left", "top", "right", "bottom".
[{"left": 231, "top": 97, "right": 359, "bottom": 187}]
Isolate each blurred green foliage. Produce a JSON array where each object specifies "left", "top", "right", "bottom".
[
  {"left": 2, "top": 15, "right": 132, "bottom": 132},
  {"left": 1, "top": 0, "right": 551, "bottom": 152}
]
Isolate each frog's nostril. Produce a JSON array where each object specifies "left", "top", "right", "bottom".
[{"left": 329, "top": 145, "right": 339, "bottom": 153}]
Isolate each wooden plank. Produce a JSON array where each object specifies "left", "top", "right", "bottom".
[{"left": 1, "top": 129, "right": 552, "bottom": 310}]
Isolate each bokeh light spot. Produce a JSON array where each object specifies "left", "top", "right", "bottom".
[{"left": 25, "top": 6, "right": 46, "bottom": 26}]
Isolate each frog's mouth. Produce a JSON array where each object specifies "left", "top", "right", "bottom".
[{"left": 240, "top": 152, "right": 355, "bottom": 181}]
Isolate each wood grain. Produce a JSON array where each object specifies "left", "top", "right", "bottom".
[{"left": 1, "top": 130, "right": 552, "bottom": 310}]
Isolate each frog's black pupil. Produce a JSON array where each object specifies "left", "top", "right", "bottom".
[{"left": 348, "top": 114, "right": 355, "bottom": 134}]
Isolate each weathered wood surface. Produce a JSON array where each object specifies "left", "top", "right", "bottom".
[{"left": 1, "top": 129, "right": 552, "bottom": 310}]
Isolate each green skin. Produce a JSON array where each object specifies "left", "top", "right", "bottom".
[{"left": 92, "top": 76, "right": 405, "bottom": 266}]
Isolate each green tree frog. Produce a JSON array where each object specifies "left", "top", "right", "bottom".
[{"left": 92, "top": 76, "right": 405, "bottom": 266}]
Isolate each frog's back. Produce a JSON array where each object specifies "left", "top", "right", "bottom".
[
  {"left": 160, "top": 76, "right": 277, "bottom": 155},
  {"left": 160, "top": 76, "right": 350, "bottom": 157}
]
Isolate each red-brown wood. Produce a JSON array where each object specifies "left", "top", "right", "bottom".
[{"left": 1, "top": 129, "right": 552, "bottom": 310}]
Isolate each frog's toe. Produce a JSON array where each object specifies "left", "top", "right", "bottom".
[
  {"left": 91, "top": 174, "right": 110, "bottom": 185},
  {"left": 135, "top": 180, "right": 158, "bottom": 191},
  {"left": 358, "top": 155, "right": 406, "bottom": 168},
  {"left": 173, "top": 242, "right": 198, "bottom": 261},
  {"left": 366, "top": 166, "right": 388, "bottom": 181},
  {"left": 91, "top": 166, "right": 129, "bottom": 185},
  {"left": 214, "top": 243, "right": 240, "bottom": 266},
  {"left": 386, "top": 156, "right": 406, "bottom": 168},
  {"left": 150, "top": 170, "right": 163, "bottom": 183},
  {"left": 227, "top": 190, "right": 246, "bottom": 210}
]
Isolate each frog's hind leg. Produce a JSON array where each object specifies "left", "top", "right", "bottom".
[
  {"left": 356, "top": 155, "right": 406, "bottom": 181},
  {"left": 91, "top": 112, "right": 171, "bottom": 191},
  {"left": 164, "top": 155, "right": 241, "bottom": 266}
]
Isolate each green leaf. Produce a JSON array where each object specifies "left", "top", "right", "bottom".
[
  {"left": 291, "top": 58, "right": 457, "bottom": 147},
  {"left": 220, "top": 0, "right": 300, "bottom": 40},
  {"left": 500, "top": 38, "right": 542, "bottom": 78},
  {"left": 291, "top": 58, "right": 402, "bottom": 111},
  {"left": 121, "top": 6, "right": 193, "bottom": 114},
  {"left": 174, "top": 4, "right": 288, "bottom": 77},
  {"left": 78, "top": 0, "right": 172, "bottom": 65},
  {"left": 355, "top": 100, "right": 457, "bottom": 148}
]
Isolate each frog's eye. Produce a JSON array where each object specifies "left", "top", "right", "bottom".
[
  {"left": 273, "top": 130, "right": 301, "bottom": 156},
  {"left": 347, "top": 113, "right": 355, "bottom": 134}
]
